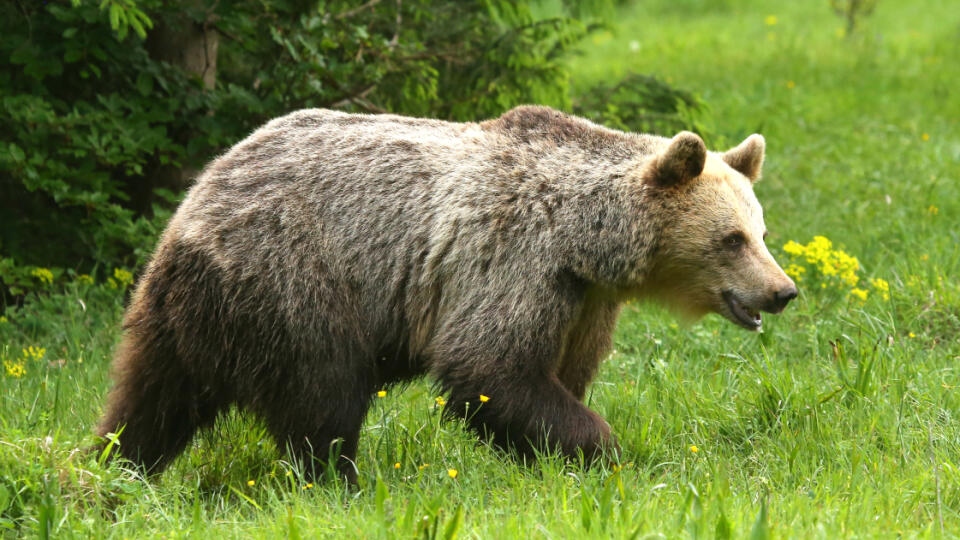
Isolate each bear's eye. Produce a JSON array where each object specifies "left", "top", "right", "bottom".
[{"left": 723, "top": 233, "right": 745, "bottom": 249}]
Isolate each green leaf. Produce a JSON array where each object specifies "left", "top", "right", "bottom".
[
  {"left": 442, "top": 506, "right": 464, "bottom": 540},
  {"left": 108, "top": 4, "right": 120, "bottom": 30},
  {"left": 62, "top": 27, "right": 78, "bottom": 39},
  {"left": 749, "top": 499, "right": 769, "bottom": 540},
  {"left": 136, "top": 73, "right": 153, "bottom": 96},
  {"left": 715, "top": 510, "right": 732, "bottom": 540},
  {"left": 8, "top": 143, "right": 25, "bottom": 163}
]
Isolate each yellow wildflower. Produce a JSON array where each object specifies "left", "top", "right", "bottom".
[
  {"left": 786, "top": 80, "right": 795, "bottom": 89},
  {"left": 302, "top": 483, "right": 313, "bottom": 490},
  {"left": 394, "top": 462, "right": 401, "bottom": 469},
  {"left": 783, "top": 240, "right": 806, "bottom": 257},
  {"left": 76, "top": 274, "right": 94, "bottom": 285},
  {"left": 377, "top": 390, "right": 387, "bottom": 398},
  {"left": 869, "top": 277, "right": 890, "bottom": 300},
  {"left": 849, "top": 288, "right": 868, "bottom": 301},
  {"left": 765, "top": 15, "right": 778, "bottom": 25},
  {"left": 921, "top": 133, "right": 930, "bottom": 141},
  {"left": 928, "top": 205, "right": 938, "bottom": 215},
  {"left": 4, "top": 359, "right": 25, "bottom": 378},
  {"left": 31, "top": 268, "right": 54, "bottom": 286},
  {"left": 479, "top": 394, "right": 490, "bottom": 403},
  {"left": 419, "top": 463, "right": 429, "bottom": 470},
  {"left": 784, "top": 264, "right": 806, "bottom": 281},
  {"left": 23, "top": 346, "right": 46, "bottom": 362},
  {"left": 689, "top": 445, "right": 699, "bottom": 453},
  {"left": 0, "top": 316, "right": 7, "bottom": 324},
  {"left": 247, "top": 480, "right": 255, "bottom": 486},
  {"left": 113, "top": 268, "right": 134, "bottom": 288},
  {"left": 804, "top": 236, "right": 833, "bottom": 265},
  {"left": 447, "top": 469, "right": 458, "bottom": 479},
  {"left": 434, "top": 396, "right": 446, "bottom": 407},
  {"left": 909, "top": 332, "right": 916, "bottom": 338}
]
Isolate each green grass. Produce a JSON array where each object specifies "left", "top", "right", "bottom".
[{"left": 2, "top": 0, "right": 959, "bottom": 536}]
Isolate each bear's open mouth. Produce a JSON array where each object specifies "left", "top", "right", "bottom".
[{"left": 722, "top": 291, "right": 762, "bottom": 331}]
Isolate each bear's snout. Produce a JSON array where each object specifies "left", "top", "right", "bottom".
[{"left": 769, "top": 285, "right": 798, "bottom": 313}]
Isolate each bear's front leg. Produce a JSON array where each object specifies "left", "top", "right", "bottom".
[
  {"left": 431, "top": 286, "right": 619, "bottom": 463},
  {"left": 444, "top": 372, "right": 617, "bottom": 462}
]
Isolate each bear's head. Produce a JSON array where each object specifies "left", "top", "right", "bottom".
[{"left": 640, "top": 132, "right": 797, "bottom": 331}]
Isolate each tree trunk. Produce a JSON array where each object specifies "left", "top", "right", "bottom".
[{"left": 132, "top": 5, "right": 219, "bottom": 212}]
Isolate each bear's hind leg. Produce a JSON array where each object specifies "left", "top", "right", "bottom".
[{"left": 96, "top": 331, "right": 225, "bottom": 474}]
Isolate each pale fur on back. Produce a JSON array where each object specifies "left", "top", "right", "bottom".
[{"left": 164, "top": 106, "right": 670, "bottom": 368}]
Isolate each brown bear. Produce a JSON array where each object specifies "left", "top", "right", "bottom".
[{"left": 95, "top": 106, "right": 796, "bottom": 482}]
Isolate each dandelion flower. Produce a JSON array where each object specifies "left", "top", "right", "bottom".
[
  {"left": 447, "top": 469, "right": 458, "bottom": 479},
  {"left": 909, "top": 332, "right": 916, "bottom": 338},
  {"left": 394, "top": 462, "right": 401, "bottom": 469},
  {"left": 689, "top": 445, "right": 699, "bottom": 453},
  {"left": 247, "top": 480, "right": 255, "bottom": 486},
  {"left": 377, "top": 390, "right": 387, "bottom": 398},
  {"left": 921, "top": 133, "right": 930, "bottom": 141},
  {"left": 479, "top": 394, "right": 490, "bottom": 403}
]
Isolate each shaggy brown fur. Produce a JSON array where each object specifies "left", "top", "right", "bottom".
[{"left": 96, "top": 106, "right": 795, "bottom": 481}]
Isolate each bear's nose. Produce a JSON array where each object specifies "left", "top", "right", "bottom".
[{"left": 772, "top": 286, "right": 798, "bottom": 312}]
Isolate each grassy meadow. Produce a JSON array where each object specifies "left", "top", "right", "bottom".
[{"left": 2, "top": 0, "right": 959, "bottom": 537}]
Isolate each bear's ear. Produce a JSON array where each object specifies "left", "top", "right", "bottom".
[
  {"left": 645, "top": 131, "right": 707, "bottom": 188},
  {"left": 722, "top": 134, "right": 765, "bottom": 182}
]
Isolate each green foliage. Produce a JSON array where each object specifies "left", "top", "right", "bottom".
[
  {"left": 574, "top": 72, "right": 705, "bottom": 135},
  {"left": 1, "top": 0, "right": 695, "bottom": 301},
  {"left": 0, "top": 0, "right": 214, "bottom": 276},
  {"left": 830, "top": 0, "right": 879, "bottom": 35}
]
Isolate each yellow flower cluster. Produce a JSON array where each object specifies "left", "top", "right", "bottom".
[
  {"left": 783, "top": 237, "right": 892, "bottom": 303},
  {"left": 3, "top": 358, "right": 25, "bottom": 378},
  {"left": 783, "top": 263, "right": 806, "bottom": 281},
  {"left": 3, "top": 346, "right": 46, "bottom": 378},
  {"left": 23, "top": 346, "right": 46, "bottom": 362},
  {"left": 76, "top": 274, "right": 94, "bottom": 286},
  {"left": 31, "top": 267, "right": 54, "bottom": 286},
  {"left": 108, "top": 268, "right": 135, "bottom": 289},
  {"left": 869, "top": 277, "right": 890, "bottom": 301}
]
